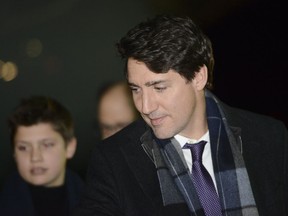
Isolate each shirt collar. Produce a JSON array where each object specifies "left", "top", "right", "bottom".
[{"left": 174, "top": 131, "right": 209, "bottom": 148}]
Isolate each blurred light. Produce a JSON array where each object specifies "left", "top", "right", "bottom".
[
  {"left": 26, "top": 38, "right": 43, "bottom": 58},
  {"left": 0, "top": 60, "right": 4, "bottom": 79},
  {"left": 1, "top": 61, "right": 18, "bottom": 82}
]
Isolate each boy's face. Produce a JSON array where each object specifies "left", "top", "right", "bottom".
[{"left": 13, "top": 123, "right": 76, "bottom": 187}]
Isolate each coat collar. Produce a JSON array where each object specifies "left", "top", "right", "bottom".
[{"left": 119, "top": 121, "right": 164, "bottom": 214}]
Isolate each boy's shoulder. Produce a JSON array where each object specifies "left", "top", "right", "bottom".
[
  {"left": 65, "top": 169, "right": 84, "bottom": 184},
  {"left": 0, "top": 171, "right": 32, "bottom": 213},
  {"left": 1, "top": 171, "right": 27, "bottom": 191},
  {"left": 64, "top": 168, "right": 85, "bottom": 192}
]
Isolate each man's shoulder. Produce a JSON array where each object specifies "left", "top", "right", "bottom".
[
  {"left": 93, "top": 118, "right": 149, "bottom": 156},
  {"left": 102, "top": 118, "right": 148, "bottom": 144},
  {"left": 223, "top": 103, "right": 283, "bottom": 124},
  {"left": 88, "top": 118, "right": 153, "bottom": 173},
  {"left": 222, "top": 103, "right": 287, "bottom": 135}
]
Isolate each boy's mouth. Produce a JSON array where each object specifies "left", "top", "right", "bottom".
[{"left": 30, "top": 167, "right": 47, "bottom": 175}]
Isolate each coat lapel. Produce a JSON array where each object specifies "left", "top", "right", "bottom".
[{"left": 119, "top": 122, "right": 164, "bottom": 214}]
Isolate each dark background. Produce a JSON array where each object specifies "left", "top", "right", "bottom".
[{"left": 1, "top": 0, "right": 287, "bottom": 189}]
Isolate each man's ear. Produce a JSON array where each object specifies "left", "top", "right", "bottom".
[
  {"left": 66, "top": 137, "right": 77, "bottom": 159},
  {"left": 193, "top": 65, "right": 208, "bottom": 90}
]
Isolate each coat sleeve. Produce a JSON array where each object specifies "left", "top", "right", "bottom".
[{"left": 73, "top": 144, "right": 123, "bottom": 216}]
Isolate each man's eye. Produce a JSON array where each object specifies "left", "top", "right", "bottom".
[
  {"left": 130, "top": 87, "right": 140, "bottom": 93},
  {"left": 155, "top": 86, "right": 166, "bottom": 92}
]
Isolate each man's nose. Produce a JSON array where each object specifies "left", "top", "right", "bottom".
[{"left": 141, "top": 91, "right": 157, "bottom": 115}]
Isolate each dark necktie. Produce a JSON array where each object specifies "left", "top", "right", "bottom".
[{"left": 183, "top": 141, "right": 222, "bottom": 216}]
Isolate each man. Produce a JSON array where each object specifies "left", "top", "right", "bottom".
[
  {"left": 96, "top": 81, "right": 139, "bottom": 139},
  {"left": 76, "top": 15, "right": 288, "bottom": 216}
]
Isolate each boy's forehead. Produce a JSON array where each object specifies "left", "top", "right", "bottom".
[
  {"left": 14, "top": 123, "right": 62, "bottom": 142},
  {"left": 16, "top": 122, "right": 55, "bottom": 132}
]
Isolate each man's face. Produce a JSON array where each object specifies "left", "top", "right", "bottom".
[
  {"left": 99, "top": 84, "right": 136, "bottom": 139},
  {"left": 127, "top": 58, "right": 206, "bottom": 139},
  {"left": 14, "top": 123, "right": 75, "bottom": 187}
]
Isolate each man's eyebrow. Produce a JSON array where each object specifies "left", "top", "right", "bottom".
[
  {"left": 128, "top": 80, "right": 167, "bottom": 87},
  {"left": 127, "top": 82, "right": 137, "bottom": 87},
  {"left": 145, "top": 80, "right": 166, "bottom": 87}
]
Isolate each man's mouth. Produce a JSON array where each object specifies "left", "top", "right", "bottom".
[{"left": 150, "top": 116, "right": 165, "bottom": 126}]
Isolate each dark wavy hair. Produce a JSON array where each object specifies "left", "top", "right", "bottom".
[
  {"left": 8, "top": 96, "right": 75, "bottom": 145},
  {"left": 117, "top": 15, "right": 214, "bottom": 89}
]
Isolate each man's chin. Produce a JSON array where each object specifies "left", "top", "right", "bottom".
[{"left": 152, "top": 128, "right": 173, "bottom": 140}]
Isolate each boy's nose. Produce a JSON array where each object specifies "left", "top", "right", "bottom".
[{"left": 31, "top": 147, "right": 43, "bottom": 162}]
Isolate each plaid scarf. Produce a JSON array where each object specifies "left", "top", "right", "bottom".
[{"left": 141, "top": 90, "right": 259, "bottom": 216}]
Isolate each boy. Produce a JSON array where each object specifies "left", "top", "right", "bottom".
[{"left": 0, "top": 96, "right": 84, "bottom": 216}]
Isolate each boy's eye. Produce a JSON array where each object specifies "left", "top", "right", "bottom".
[
  {"left": 42, "top": 142, "right": 55, "bottom": 148},
  {"left": 17, "top": 145, "right": 28, "bottom": 151},
  {"left": 15, "top": 143, "right": 32, "bottom": 152}
]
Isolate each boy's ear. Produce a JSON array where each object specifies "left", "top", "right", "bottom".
[
  {"left": 193, "top": 65, "right": 208, "bottom": 90},
  {"left": 66, "top": 137, "right": 77, "bottom": 159}
]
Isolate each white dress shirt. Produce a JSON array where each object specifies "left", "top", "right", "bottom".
[{"left": 174, "top": 131, "right": 218, "bottom": 192}]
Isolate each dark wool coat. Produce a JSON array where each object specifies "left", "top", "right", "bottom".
[
  {"left": 0, "top": 169, "right": 84, "bottom": 216},
  {"left": 75, "top": 102, "right": 288, "bottom": 216}
]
